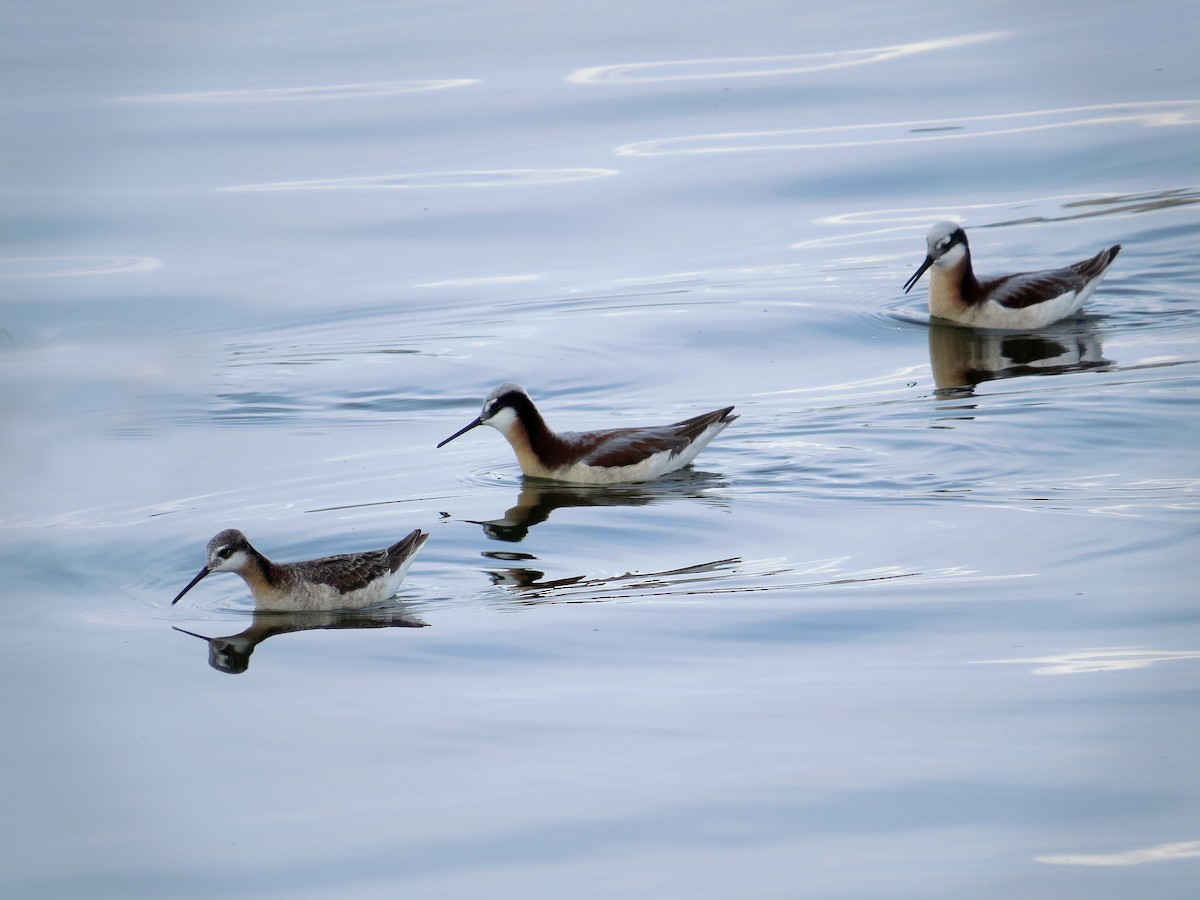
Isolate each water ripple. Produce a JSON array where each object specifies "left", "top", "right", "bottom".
[
  {"left": 415, "top": 274, "right": 544, "bottom": 289},
  {"left": 794, "top": 188, "right": 1200, "bottom": 250},
  {"left": 221, "top": 168, "right": 618, "bottom": 193},
  {"left": 110, "top": 79, "right": 478, "bottom": 104},
  {"left": 616, "top": 100, "right": 1200, "bottom": 156},
  {"left": 568, "top": 33, "right": 1007, "bottom": 84},
  {"left": 0, "top": 256, "right": 163, "bottom": 279},
  {"left": 981, "top": 648, "right": 1200, "bottom": 675},
  {"left": 1037, "top": 840, "right": 1200, "bottom": 867}
]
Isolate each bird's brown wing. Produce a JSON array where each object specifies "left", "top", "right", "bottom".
[
  {"left": 983, "top": 271, "right": 1085, "bottom": 309},
  {"left": 579, "top": 407, "right": 736, "bottom": 467},
  {"left": 298, "top": 550, "right": 393, "bottom": 595},
  {"left": 581, "top": 431, "right": 689, "bottom": 467},
  {"left": 985, "top": 245, "right": 1121, "bottom": 310}
]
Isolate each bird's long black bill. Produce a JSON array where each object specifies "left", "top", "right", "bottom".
[
  {"left": 172, "top": 625, "right": 213, "bottom": 641},
  {"left": 437, "top": 416, "right": 483, "bottom": 448},
  {"left": 171, "top": 566, "right": 210, "bottom": 605},
  {"left": 903, "top": 255, "right": 934, "bottom": 294}
]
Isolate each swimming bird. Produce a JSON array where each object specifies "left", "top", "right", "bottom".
[
  {"left": 436, "top": 383, "right": 736, "bottom": 484},
  {"left": 170, "top": 528, "right": 429, "bottom": 611},
  {"left": 903, "top": 221, "right": 1121, "bottom": 330}
]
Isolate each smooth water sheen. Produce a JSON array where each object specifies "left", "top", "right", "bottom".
[{"left": 2, "top": 2, "right": 1198, "bottom": 897}]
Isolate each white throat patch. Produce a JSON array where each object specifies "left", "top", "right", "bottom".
[
  {"left": 485, "top": 405, "right": 520, "bottom": 434},
  {"left": 935, "top": 242, "right": 967, "bottom": 269}
]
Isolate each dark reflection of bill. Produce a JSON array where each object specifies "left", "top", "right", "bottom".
[
  {"left": 468, "top": 470, "right": 728, "bottom": 542},
  {"left": 481, "top": 550, "right": 742, "bottom": 605},
  {"left": 173, "top": 607, "right": 426, "bottom": 675},
  {"left": 927, "top": 317, "right": 1111, "bottom": 396}
]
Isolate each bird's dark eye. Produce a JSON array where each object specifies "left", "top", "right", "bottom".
[{"left": 216, "top": 546, "right": 233, "bottom": 559}]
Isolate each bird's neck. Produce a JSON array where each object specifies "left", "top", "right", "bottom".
[
  {"left": 236, "top": 549, "right": 285, "bottom": 594},
  {"left": 502, "top": 400, "right": 571, "bottom": 475},
  {"left": 929, "top": 253, "right": 982, "bottom": 317}
]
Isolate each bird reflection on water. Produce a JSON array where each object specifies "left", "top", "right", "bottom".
[
  {"left": 927, "top": 317, "right": 1111, "bottom": 397},
  {"left": 480, "top": 551, "right": 743, "bottom": 605},
  {"left": 467, "top": 469, "right": 730, "bottom": 542},
  {"left": 173, "top": 607, "right": 427, "bottom": 675}
]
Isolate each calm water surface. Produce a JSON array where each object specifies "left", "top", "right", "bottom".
[{"left": 2, "top": 1, "right": 1199, "bottom": 897}]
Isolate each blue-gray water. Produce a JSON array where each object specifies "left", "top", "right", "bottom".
[{"left": 2, "top": 2, "right": 1198, "bottom": 897}]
